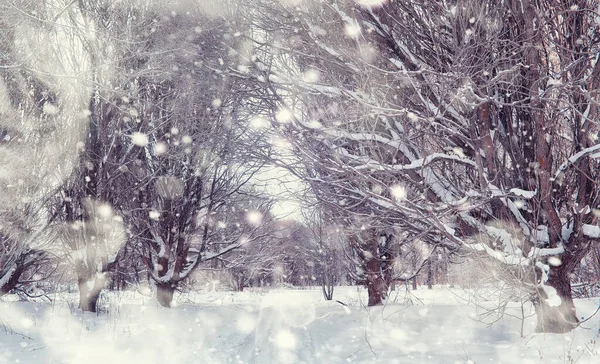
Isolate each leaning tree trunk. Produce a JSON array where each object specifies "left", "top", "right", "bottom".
[
  {"left": 0, "top": 250, "right": 46, "bottom": 296},
  {"left": 0, "top": 265, "right": 24, "bottom": 296},
  {"left": 534, "top": 265, "right": 578, "bottom": 333},
  {"left": 156, "top": 282, "right": 176, "bottom": 308}
]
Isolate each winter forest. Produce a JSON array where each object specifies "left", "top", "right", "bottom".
[{"left": 1, "top": 0, "right": 600, "bottom": 363}]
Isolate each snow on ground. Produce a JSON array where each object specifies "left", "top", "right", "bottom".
[{"left": 1, "top": 286, "right": 599, "bottom": 364}]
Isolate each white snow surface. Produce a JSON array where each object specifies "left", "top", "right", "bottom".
[{"left": 1, "top": 286, "right": 599, "bottom": 364}]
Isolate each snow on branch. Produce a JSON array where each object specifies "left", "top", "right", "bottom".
[
  {"left": 467, "top": 242, "right": 529, "bottom": 266},
  {"left": 321, "top": 129, "right": 405, "bottom": 149},
  {"left": 401, "top": 153, "right": 476, "bottom": 170},
  {"left": 200, "top": 242, "right": 242, "bottom": 262},
  {"left": 554, "top": 144, "right": 600, "bottom": 179},
  {"left": 528, "top": 244, "right": 565, "bottom": 258},
  {"left": 333, "top": 145, "right": 476, "bottom": 172},
  {"left": 0, "top": 266, "right": 17, "bottom": 290},
  {"left": 509, "top": 188, "right": 536, "bottom": 199}
]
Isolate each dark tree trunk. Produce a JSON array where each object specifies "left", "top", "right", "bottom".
[
  {"left": 367, "top": 279, "right": 384, "bottom": 306},
  {"left": 320, "top": 261, "right": 335, "bottom": 300},
  {"left": 365, "top": 255, "right": 387, "bottom": 306},
  {"left": 534, "top": 266, "right": 578, "bottom": 333},
  {"left": 233, "top": 276, "right": 245, "bottom": 292},
  {"left": 0, "top": 266, "right": 24, "bottom": 296},
  {"left": 426, "top": 258, "right": 433, "bottom": 289},
  {"left": 156, "top": 282, "right": 176, "bottom": 307},
  {"left": 322, "top": 277, "right": 334, "bottom": 301},
  {"left": 349, "top": 231, "right": 394, "bottom": 306},
  {"left": 412, "top": 278, "right": 418, "bottom": 290},
  {"left": 0, "top": 250, "right": 46, "bottom": 296}
]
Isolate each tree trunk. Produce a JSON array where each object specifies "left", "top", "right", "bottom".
[
  {"left": 426, "top": 258, "right": 434, "bottom": 289},
  {"left": 358, "top": 232, "right": 393, "bottom": 306},
  {"left": 0, "top": 265, "right": 24, "bottom": 296},
  {"left": 78, "top": 278, "right": 102, "bottom": 313},
  {"left": 365, "top": 256, "right": 387, "bottom": 306},
  {"left": 534, "top": 266, "right": 578, "bottom": 333},
  {"left": 322, "top": 284, "right": 333, "bottom": 300},
  {"left": 322, "top": 280, "right": 334, "bottom": 300},
  {"left": 412, "top": 278, "right": 418, "bottom": 290},
  {"left": 0, "top": 250, "right": 45, "bottom": 296},
  {"left": 367, "top": 278, "right": 385, "bottom": 306},
  {"left": 440, "top": 252, "right": 449, "bottom": 285},
  {"left": 156, "top": 282, "right": 176, "bottom": 307},
  {"left": 234, "top": 276, "right": 245, "bottom": 292}
]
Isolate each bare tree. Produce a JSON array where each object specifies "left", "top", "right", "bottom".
[
  {"left": 33, "top": 0, "right": 275, "bottom": 309},
  {"left": 242, "top": 0, "right": 600, "bottom": 332},
  {"left": 224, "top": 209, "right": 282, "bottom": 291},
  {"left": 0, "top": 205, "right": 54, "bottom": 296},
  {"left": 46, "top": 0, "right": 142, "bottom": 312},
  {"left": 92, "top": 6, "right": 274, "bottom": 307},
  {"left": 0, "top": 0, "right": 93, "bottom": 298},
  {"left": 303, "top": 210, "right": 346, "bottom": 300}
]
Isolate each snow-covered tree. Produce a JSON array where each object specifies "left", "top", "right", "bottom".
[
  {"left": 302, "top": 210, "right": 346, "bottom": 300},
  {"left": 244, "top": 0, "right": 600, "bottom": 332},
  {"left": 0, "top": 0, "right": 93, "bottom": 298},
  {"left": 97, "top": 6, "right": 273, "bottom": 307},
  {"left": 0, "top": 205, "right": 53, "bottom": 296}
]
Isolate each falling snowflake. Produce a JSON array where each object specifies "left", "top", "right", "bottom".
[
  {"left": 246, "top": 210, "right": 263, "bottom": 226},
  {"left": 275, "top": 108, "right": 293, "bottom": 123},
  {"left": 250, "top": 116, "right": 270, "bottom": 129},
  {"left": 131, "top": 132, "right": 149, "bottom": 147},
  {"left": 274, "top": 329, "right": 296, "bottom": 350},
  {"left": 548, "top": 256, "right": 562, "bottom": 267},
  {"left": 344, "top": 22, "right": 361, "bottom": 38},
  {"left": 42, "top": 102, "right": 59, "bottom": 115},
  {"left": 154, "top": 142, "right": 168, "bottom": 155},
  {"left": 302, "top": 69, "right": 320, "bottom": 83},
  {"left": 97, "top": 203, "right": 113, "bottom": 218},
  {"left": 149, "top": 210, "right": 160, "bottom": 221},
  {"left": 390, "top": 185, "right": 407, "bottom": 200}
]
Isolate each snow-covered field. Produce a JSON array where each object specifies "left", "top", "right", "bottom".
[{"left": 1, "top": 286, "right": 599, "bottom": 364}]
